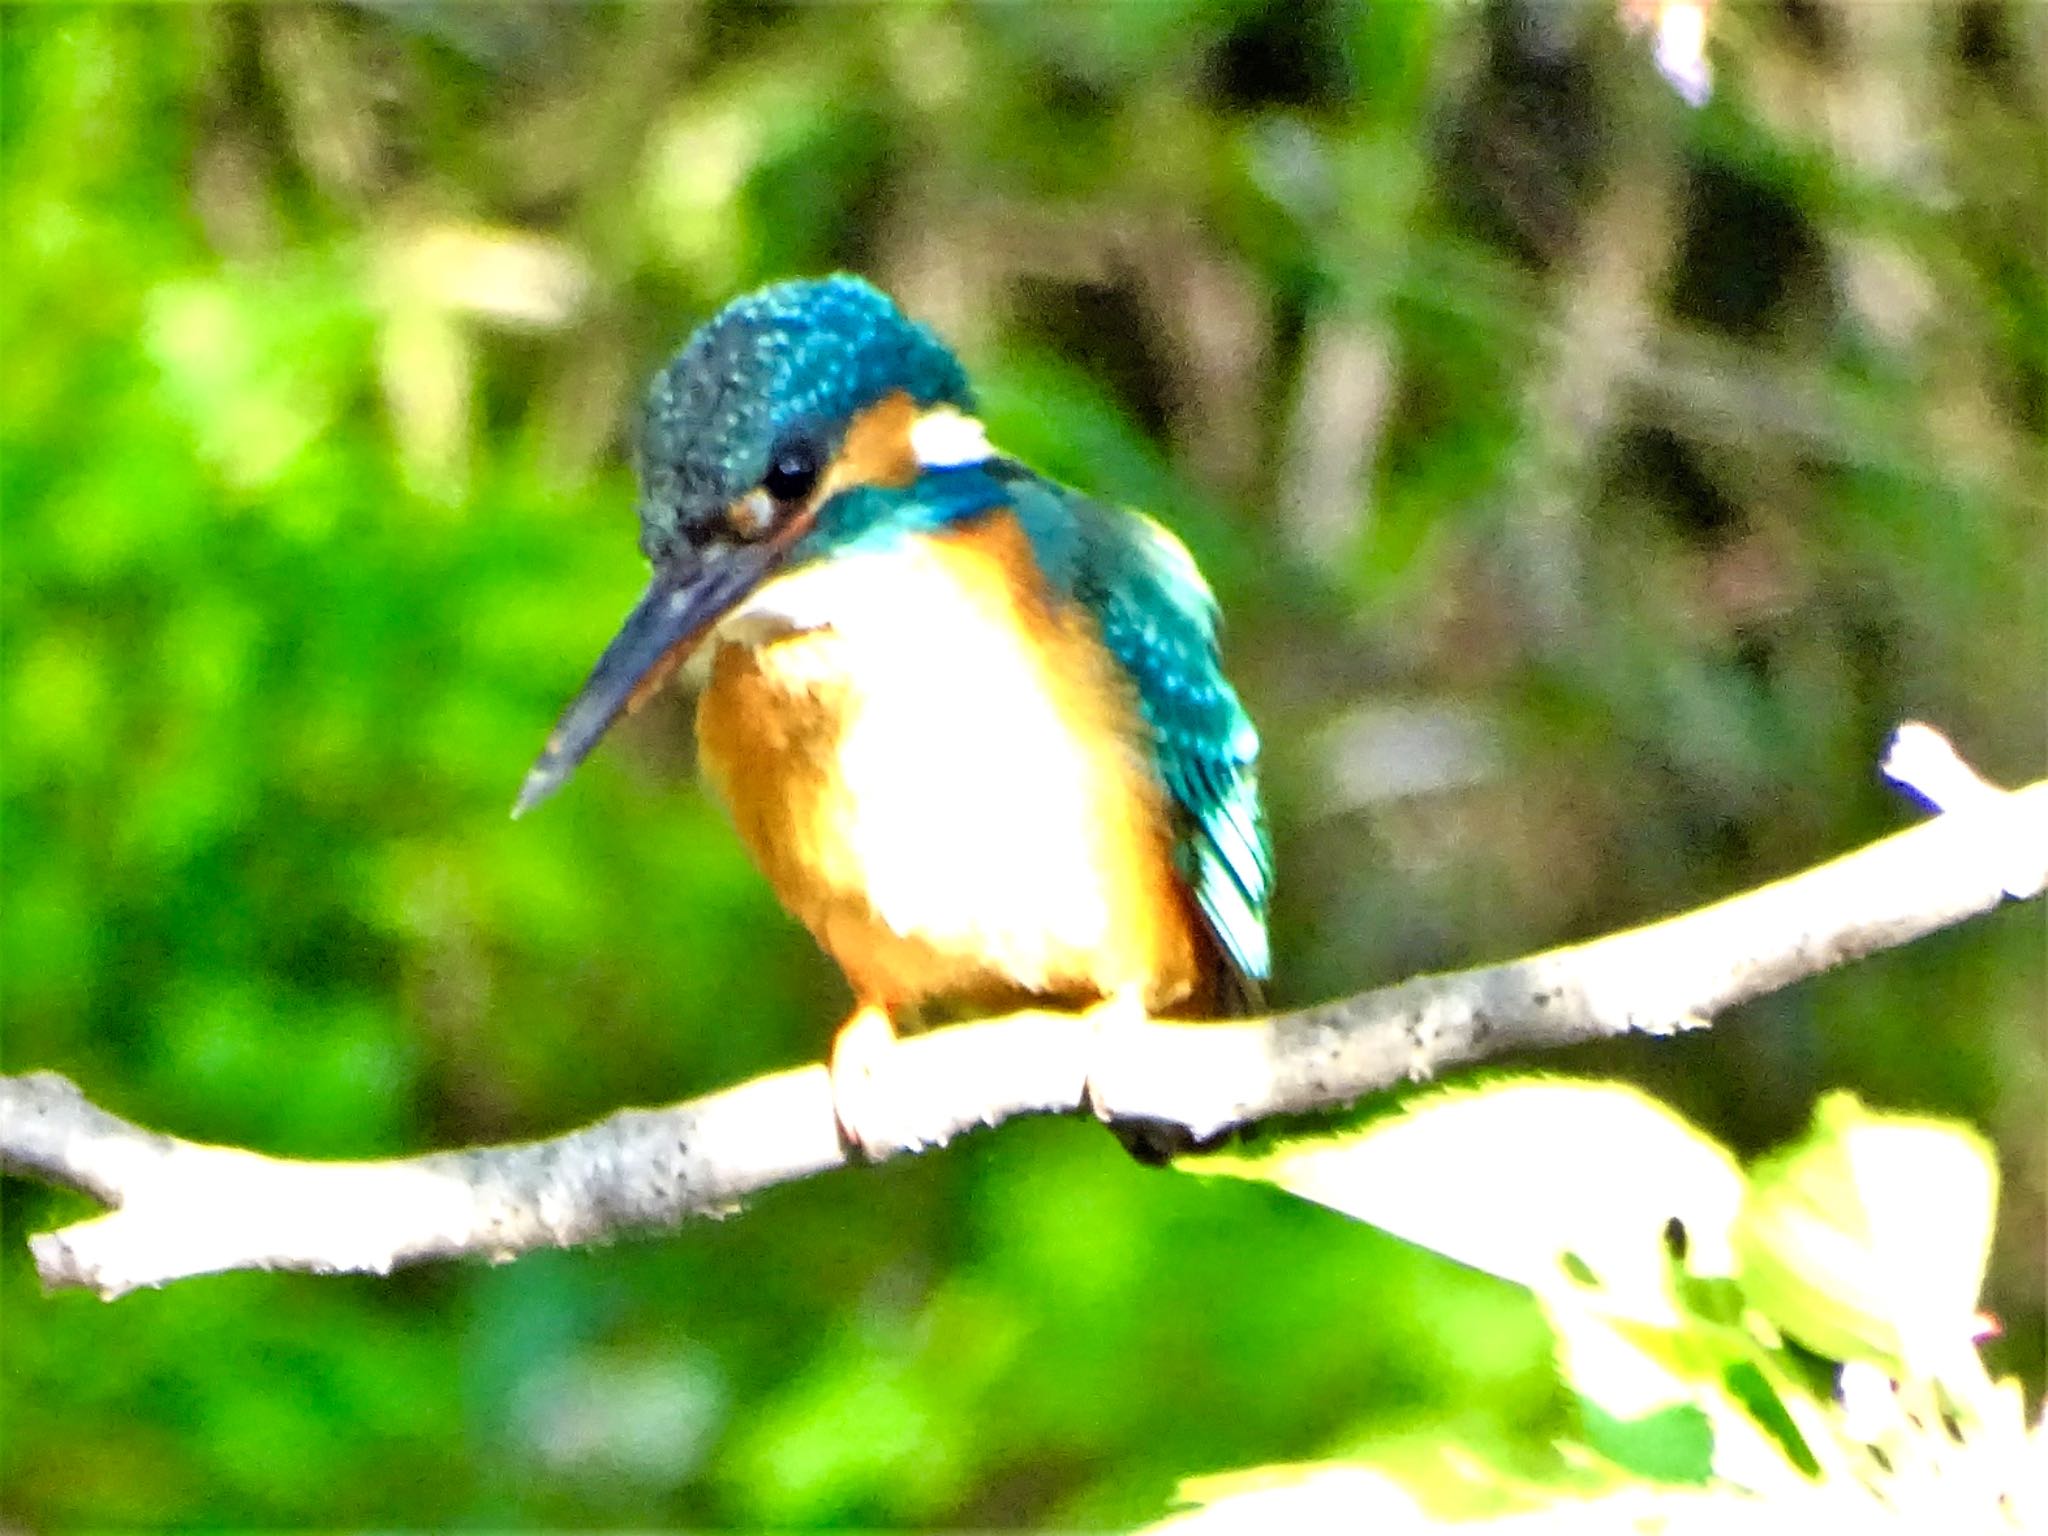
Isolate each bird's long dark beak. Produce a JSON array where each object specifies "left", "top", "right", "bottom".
[{"left": 512, "top": 543, "right": 777, "bottom": 817}]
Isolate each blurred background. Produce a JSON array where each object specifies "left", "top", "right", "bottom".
[{"left": 2, "top": 2, "right": 2041, "bottom": 1527}]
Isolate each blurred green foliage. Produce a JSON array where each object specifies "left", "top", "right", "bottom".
[{"left": 2, "top": 2, "right": 2041, "bottom": 1527}]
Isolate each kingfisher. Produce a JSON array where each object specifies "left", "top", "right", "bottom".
[{"left": 515, "top": 276, "right": 1269, "bottom": 1158}]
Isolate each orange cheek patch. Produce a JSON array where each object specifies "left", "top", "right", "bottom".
[{"left": 820, "top": 390, "right": 920, "bottom": 500}]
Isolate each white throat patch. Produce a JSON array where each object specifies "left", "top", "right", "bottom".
[{"left": 909, "top": 407, "right": 993, "bottom": 469}]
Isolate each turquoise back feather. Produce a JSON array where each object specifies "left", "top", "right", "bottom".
[{"left": 1033, "top": 479, "right": 1273, "bottom": 1003}]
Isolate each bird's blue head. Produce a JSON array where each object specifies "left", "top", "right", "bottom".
[
  {"left": 634, "top": 275, "right": 974, "bottom": 566},
  {"left": 517, "top": 275, "right": 995, "bottom": 814}
]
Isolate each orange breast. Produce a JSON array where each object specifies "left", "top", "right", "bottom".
[{"left": 693, "top": 512, "right": 1209, "bottom": 1019}]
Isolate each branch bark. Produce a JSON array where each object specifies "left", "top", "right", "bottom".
[{"left": 5, "top": 732, "right": 2043, "bottom": 1300}]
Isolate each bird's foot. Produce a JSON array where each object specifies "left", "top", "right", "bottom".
[
  {"left": 1078, "top": 988, "right": 1149, "bottom": 1115},
  {"left": 1078, "top": 992, "right": 1177, "bottom": 1165},
  {"left": 829, "top": 1003, "right": 917, "bottom": 1162},
  {"left": 1083, "top": 990, "right": 1244, "bottom": 1164}
]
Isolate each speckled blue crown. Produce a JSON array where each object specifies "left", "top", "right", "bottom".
[{"left": 636, "top": 276, "right": 971, "bottom": 559}]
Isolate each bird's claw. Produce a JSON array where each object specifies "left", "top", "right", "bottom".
[{"left": 829, "top": 1004, "right": 914, "bottom": 1161}]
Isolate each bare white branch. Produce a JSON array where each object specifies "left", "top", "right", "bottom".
[
  {"left": 1884, "top": 720, "right": 2004, "bottom": 813},
  {"left": 1884, "top": 721, "right": 2045, "bottom": 900},
  {"left": 5, "top": 745, "right": 2042, "bottom": 1301}
]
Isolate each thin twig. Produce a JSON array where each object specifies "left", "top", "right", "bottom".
[{"left": 3, "top": 730, "right": 2041, "bottom": 1300}]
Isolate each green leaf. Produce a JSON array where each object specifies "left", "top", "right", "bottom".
[
  {"left": 1718, "top": 1360, "right": 1820, "bottom": 1479},
  {"left": 1575, "top": 1400, "right": 1715, "bottom": 1486},
  {"left": 1548, "top": 1306, "right": 1818, "bottom": 1494},
  {"left": 1733, "top": 1092, "right": 1997, "bottom": 1379},
  {"left": 1192, "top": 1079, "right": 1745, "bottom": 1311}
]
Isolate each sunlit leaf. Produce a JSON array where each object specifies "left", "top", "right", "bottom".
[
  {"left": 1193, "top": 1079, "right": 1744, "bottom": 1311},
  {"left": 1148, "top": 1452, "right": 1842, "bottom": 1532},
  {"left": 1145, "top": 1462, "right": 1428, "bottom": 1533},
  {"left": 1733, "top": 1093, "right": 1997, "bottom": 1379},
  {"left": 1149, "top": 1433, "right": 1612, "bottom": 1532}
]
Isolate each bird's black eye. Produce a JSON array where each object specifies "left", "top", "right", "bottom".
[{"left": 762, "top": 440, "right": 821, "bottom": 505}]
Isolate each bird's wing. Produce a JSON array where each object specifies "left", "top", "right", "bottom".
[{"left": 1001, "top": 472, "right": 1272, "bottom": 1002}]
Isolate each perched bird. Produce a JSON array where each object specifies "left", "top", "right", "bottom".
[{"left": 516, "top": 276, "right": 1269, "bottom": 1157}]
